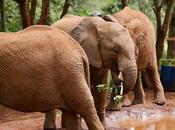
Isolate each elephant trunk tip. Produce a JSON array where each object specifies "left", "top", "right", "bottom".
[{"left": 123, "top": 66, "right": 137, "bottom": 94}]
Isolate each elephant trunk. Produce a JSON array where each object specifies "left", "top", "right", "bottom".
[{"left": 122, "top": 62, "right": 137, "bottom": 94}]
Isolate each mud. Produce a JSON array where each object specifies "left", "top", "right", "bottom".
[
  {"left": 0, "top": 89, "right": 175, "bottom": 130},
  {"left": 117, "top": 116, "right": 175, "bottom": 130}
]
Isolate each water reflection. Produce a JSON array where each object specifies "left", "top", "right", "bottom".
[{"left": 117, "top": 116, "right": 175, "bottom": 130}]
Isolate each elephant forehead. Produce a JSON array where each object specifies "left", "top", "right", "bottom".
[{"left": 106, "top": 22, "right": 126, "bottom": 34}]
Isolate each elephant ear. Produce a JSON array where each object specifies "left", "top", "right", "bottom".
[
  {"left": 103, "top": 15, "right": 120, "bottom": 24},
  {"left": 71, "top": 17, "right": 105, "bottom": 68},
  {"left": 125, "top": 19, "right": 147, "bottom": 45}
]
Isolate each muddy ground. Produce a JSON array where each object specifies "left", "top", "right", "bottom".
[{"left": 0, "top": 89, "right": 175, "bottom": 130}]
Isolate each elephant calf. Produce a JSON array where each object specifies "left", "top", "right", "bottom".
[
  {"left": 51, "top": 15, "right": 138, "bottom": 129},
  {"left": 107, "top": 7, "right": 166, "bottom": 110},
  {"left": 0, "top": 25, "right": 104, "bottom": 130}
]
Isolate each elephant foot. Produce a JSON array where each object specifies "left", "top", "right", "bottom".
[
  {"left": 132, "top": 98, "right": 145, "bottom": 105},
  {"left": 106, "top": 103, "right": 122, "bottom": 111},
  {"left": 97, "top": 116, "right": 107, "bottom": 130},
  {"left": 153, "top": 92, "right": 166, "bottom": 105},
  {"left": 102, "top": 123, "right": 108, "bottom": 130},
  {"left": 44, "top": 126, "right": 56, "bottom": 130},
  {"left": 44, "top": 128, "right": 57, "bottom": 130},
  {"left": 122, "top": 95, "right": 131, "bottom": 107},
  {"left": 99, "top": 119, "right": 106, "bottom": 129},
  {"left": 44, "top": 120, "right": 57, "bottom": 130},
  {"left": 104, "top": 126, "right": 108, "bottom": 130}
]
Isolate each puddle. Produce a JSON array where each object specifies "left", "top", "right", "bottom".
[{"left": 117, "top": 115, "right": 175, "bottom": 130}]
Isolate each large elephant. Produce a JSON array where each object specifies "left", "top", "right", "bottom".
[
  {"left": 0, "top": 25, "right": 104, "bottom": 130},
  {"left": 107, "top": 7, "right": 166, "bottom": 110},
  {"left": 47, "top": 15, "right": 138, "bottom": 129}
]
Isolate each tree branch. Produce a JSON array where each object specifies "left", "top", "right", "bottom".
[
  {"left": 0, "top": 0, "right": 5, "bottom": 31},
  {"left": 153, "top": 0, "right": 162, "bottom": 37},
  {"left": 121, "top": 0, "right": 129, "bottom": 8},
  {"left": 161, "top": 0, "right": 175, "bottom": 38},
  {"left": 60, "top": 0, "right": 70, "bottom": 19},
  {"left": 153, "top": 0, "right": 175, "bottom": 66},
  {"left": 30, "top": 0, "right": 37, "bottom": 24},
  {"left": 37, "top": 0, "right": 50, "bottom": 25},
  {"left": 13, "top": 0, "right": 20, "bottom": 4},
  {"left": 17, "top": 0, "right": 31, "bottom": 28}
]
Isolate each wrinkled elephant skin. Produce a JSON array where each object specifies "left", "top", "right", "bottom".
[
  {"left": 107, "top": 7, "right": 166, "bottom": 110},
  {"left": 0, "top": 25, "right": 104, "bottom": 130},
  {"left": 50, "top": 14, "right": 138, "bottom": 128}
]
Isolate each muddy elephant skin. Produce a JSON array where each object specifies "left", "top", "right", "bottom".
[
  {"left": 50, "top": 15, "right": 138, "bottom": 128},
  {"left": 109, "top": 7, "right": 166, "bottom": 107},
  {"left": 0, "top": 25, "right": 104, "bottom": 130}
]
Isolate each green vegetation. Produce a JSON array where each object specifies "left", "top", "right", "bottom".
[
  {"left": 160, "top": 59, "right": 175, "bottom": 66},
  {"left": 96, "top": 80, "right": 124, "bottom": 106},
  {"left": 96, "top": 84, "right": 108, "bottom": 92},
  {"left": 3, "top": 0, "right": 158, "bottom": 32},
  {"left": 161, "top": 42, "right": 175, "bottom": 67},
  {"left": 5, "top": 1, "right": 21, "bottom": 32},
  {"left": 113, "top": 95, "right": 123, "bottom": 107}
]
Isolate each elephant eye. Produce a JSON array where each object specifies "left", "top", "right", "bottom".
[{"left": 113, "top": 47, "right": 120, "bottom": 53}]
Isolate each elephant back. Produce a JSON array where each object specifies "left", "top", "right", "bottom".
[{"left": 51, "top": 14, "right": 85, "bottom": 34}]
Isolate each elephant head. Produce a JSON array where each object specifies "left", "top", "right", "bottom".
[{"left": 71, "top": 16, "right": 137, "bottom": 94}]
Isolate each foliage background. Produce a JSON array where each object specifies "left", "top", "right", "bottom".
[{"left": 5, "top": 0, "right": 158, "bottom": 32}]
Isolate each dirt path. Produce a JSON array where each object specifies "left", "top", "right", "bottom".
[{"left": 0, "top": 89, "right": 175, "bottom": 130}]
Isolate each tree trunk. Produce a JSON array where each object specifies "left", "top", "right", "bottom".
[
  {"left": 30, "top": 0, "right": 37, "bottom": 25},
  {"left": 60, "top": 0, "right": 70, "bottom": 19},
  {"left": 121, "top": 0, "right": 129, "bottom": 8},
  {"left": 17, "top": 0, "right": 32, "bottom": 28},
  {"left": 153, "top": 0, "right": 163, "bottom": 66},
  {"left": 14, "top": 0, "right": 50, "bottom": 28},
  {"left": 154, "top": 0, "right": 175, "bottom": 66},
  {"left": 0, "top": 0, "right": 5, "bottom": 32},
  {"left": 37, "top": 0, "right": 50, "bottom": 25},
  {"left": 167, "top": 10, "right": 175, "bottom": 58},
  {"left": 156, "top": 34, "right": 165, "bottom": 65}
]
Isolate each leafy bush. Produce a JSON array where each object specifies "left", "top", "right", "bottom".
[
  {"left": 5, "top": 1, "right": 22, "bottom": 32},
  {"left": 96, "top": 79, "right": 124, "bottom": 106},
  {"left": 160, "top": 59, "right": 175, "bottom": 66}
]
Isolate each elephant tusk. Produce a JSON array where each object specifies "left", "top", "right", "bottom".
[
  {"left": 118, "top": 71, "right": 124, "bottom": 95},
  {"left": 119, "top": 82, "right": 123, "bottom": 95},
  {"left": 118, "top": 71, "right": 124, "bottom": 82}
]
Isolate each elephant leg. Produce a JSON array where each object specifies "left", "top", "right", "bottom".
[
  {"left": 92, "top": 86, "right": 108, "bottom": 126},
  {"left": 132, "top": 72, "right": 146, "bottom": 105},
  {"left": 146, "top": 66, "right": 166, "bottom": 105},
  {"left": 63, "top": 82, "right": 104, "bottom": 130},
  {"left": 61, "top": 110, "right": 80, "bottom": 130},
  {"left": 44, "top": 110, "right": 57, "bottom": 130},
  {"left": 142, "top": 71, "right": 154, "bottom": 89},
  {"left": 122, "top": 95, "right": 132, "bottom": 107}
]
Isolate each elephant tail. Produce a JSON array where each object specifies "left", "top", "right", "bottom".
[{"left": 82, "top": 55, "right": 90, "bottom": 88}]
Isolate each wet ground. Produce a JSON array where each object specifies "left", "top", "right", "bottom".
[{"left": 0, "top": 89, "right": 175, "bottom": 130}]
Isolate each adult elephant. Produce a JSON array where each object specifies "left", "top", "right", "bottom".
[
  {"left": 46, "top": 15, "right": 138, "bottom": 129},
  {"left": 0, "top": 25, "right": 104, "bottom": 130},
  {"left": 107, "top": 7, "right": 166, "bottom": 110}
]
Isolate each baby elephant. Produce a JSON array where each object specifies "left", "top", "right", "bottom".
[{"left": 0, "top": 25, "right": 104, "bottom": 130}]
